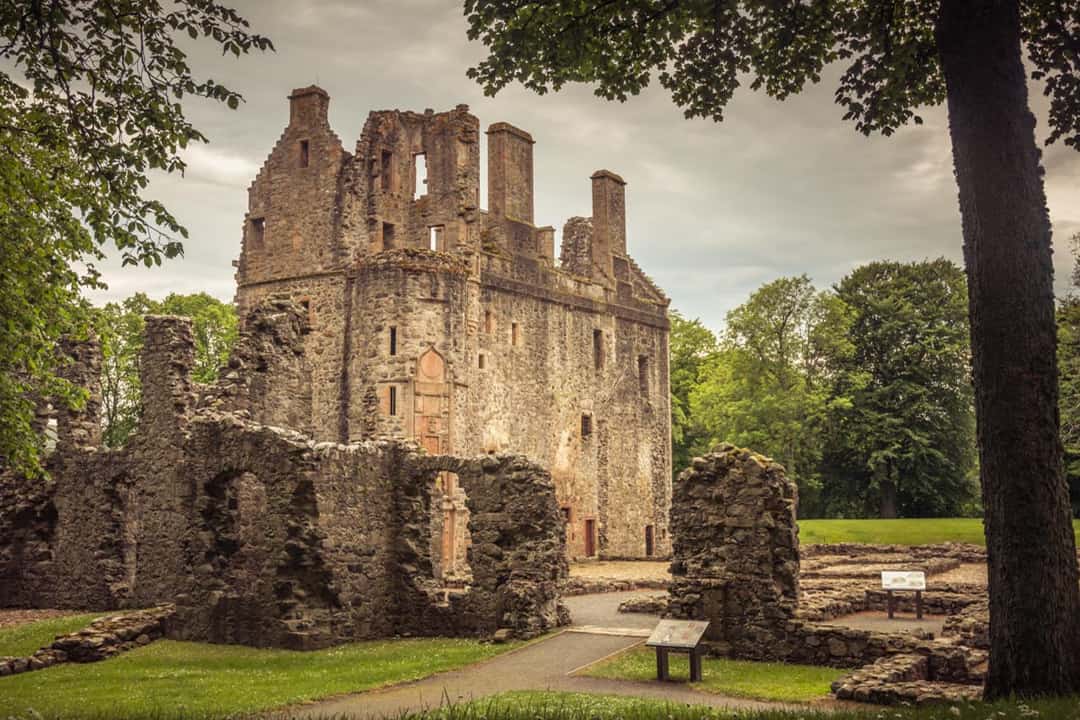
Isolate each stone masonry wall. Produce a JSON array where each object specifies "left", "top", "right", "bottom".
[
  {"left": 0, "top": 310, "right": 568, "bottom": 649},
  {"left": 232, "top": 88, "right": 672, "bottom": 561},
  {"left": 667, "top": 444, "right": 800, "bottom": 658}
]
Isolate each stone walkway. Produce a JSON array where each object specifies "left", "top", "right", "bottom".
[{"left": 283, "top": 593, "right": 792, "bottom": 719}]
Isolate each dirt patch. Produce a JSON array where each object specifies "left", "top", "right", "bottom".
[
  {"left": 0, "top": 608, "right": 85, "bottom": 630},
  {"left": 569, "top": 561, "right": 670, "bottom": 582},
  {"left": 932, "top": 563, "right": 987, "bottom": 586}
]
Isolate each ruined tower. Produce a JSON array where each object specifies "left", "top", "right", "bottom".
[{"left": 234, "top": 87, "right": 673, "bottom": 560}]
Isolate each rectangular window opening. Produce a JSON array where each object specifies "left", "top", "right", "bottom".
[
  {"left": 645, "top": 525, "right": 655, "bottom": 557},
  {"left": 511, "top": 322, "right": 520, "bottom": 347},
  {"left": 638, "top": 355, "right": 650, "bottom": 395},
  {"left": 484, "top": 310, "right": 493, "bottom": 334},
  {"left": 383, "top": 222, "right": 396, "bottom": 249},
  {"left": 413, "top": 152, "right": 428, "bottom": 199},
  {"left": 478, "top": 353, "right": 486, "bottom": 370},
  {"left": 581, "top": 414, "right": 592, "bottom": 438},
  {"left": 429, "top": 226, "right": 444, "bottom": 252},
  {"left": 389, "top": 386, "right": 398, "bottom": 416},
  {"left": 300, "top": 140, "right": 310, "bottom": 168},
  {"left": 249, "top": 217, "right": 265, "bottom": 247},
  {"left": 389, "top": 326, "right": 397, "bottom": 356},
  {"left": 593, "top": 329, "right": 604, "bottom": 370},
  {"left": 380, "top": 149, "right": 393, "bottom": 191}
]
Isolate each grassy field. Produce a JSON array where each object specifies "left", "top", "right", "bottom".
[
  {"left": 581, "top": 646, "right": 845, "bottom": 702},
  {"left": 423, "top": 691, "right": 1080, "bottom": 720},
  {"left": 0, "top": 636, "right": 523, "bottom": 719},
  {"left": 0, "top": 613, "right": 103, "bottom": 657},
  {"left": 798, "top": 517, "right": 1080, "bottom": 546}
]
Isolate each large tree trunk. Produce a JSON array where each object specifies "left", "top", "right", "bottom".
[
  {"left": 878, "top": 467, "right": 898, "bottom": 519},
  {"left": 937, "top": 0, "right": 1080, "bottom": 698}
]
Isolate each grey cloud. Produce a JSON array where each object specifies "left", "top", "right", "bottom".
[{"left": 84, "top": 0, "right": 1080, "bottom": 332}]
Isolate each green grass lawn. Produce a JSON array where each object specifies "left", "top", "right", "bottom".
[
  {"left": 0, "top": 635, "right": 523, "bottom": 719},
  {"left": 798, "top": 517, "right": 1080, "bottom": 546},
  {"left": 427, "top": 691, "right": 1080, "bottom": 720},
  {"left": 0, "top": 613, "right": 103, "bottom": 657},
  {"left": 580, "top": 645, "right": 845, "bottom": 702}
]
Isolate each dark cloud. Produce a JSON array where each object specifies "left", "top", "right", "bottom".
[{"left": 86, "top": 0, "right": 1080, "bottom": 333}]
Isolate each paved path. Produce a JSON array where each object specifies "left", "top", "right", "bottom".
[{"left": 285, "top": 593, "right": 790, "bottom": 719}]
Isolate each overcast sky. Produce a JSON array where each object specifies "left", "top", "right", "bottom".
[{"left": 86, "top": 0, "right": 1080, "bottom": 334}]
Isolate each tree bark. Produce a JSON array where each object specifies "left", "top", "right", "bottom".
[
  {"left": 879, "top": 467, "right": 898, "bottom": 519},
  {"left": 937, "top": 0, "right": 1080, "bottom": 698}
]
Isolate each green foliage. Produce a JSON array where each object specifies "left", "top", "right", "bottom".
[
  {"left": 0, "top": 613, "right": 102, "bottom": 658},
  {"left": 823, "top": 259, "right": 976, "bottom": 518},
  {"left": 0, "top": 1, "right": 270, "bottom": 476},
  {"left": 1060, "top": 235, "right": 1080, "bottom": 516},
  {"left": 0, "top": 636, "right": 522, "bottom": 719},
  {"left": 668, "top": 311, "right": 719, "bottom": 477},
  {"left": 687, "top": 276, "right": 852, "bottom": 515},
  {"left": 93, "top": 293, "right": 237, "bottom": 447},
  {"left": 464, "top": 1, "right": 1077, "bottom": 147},
  {"left": 582, "top": 646, "right": 844, "bottom": 702}
]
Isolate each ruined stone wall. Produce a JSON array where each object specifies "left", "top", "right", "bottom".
[
  {"left": 229, "top": 89, "right": 673, "bottom": 561},
  {"left": 1, "top": 310, "right": 567, "bottom": 649},
  {"left": 668, "top": 444, "right": 800, "bottom": 659}
]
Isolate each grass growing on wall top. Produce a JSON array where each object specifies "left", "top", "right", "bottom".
[
  {"left": 797, "top": 517, "right": 1080, "bottom": 546},
  {"left": 580, "top": 646, "right": 844, "bottom": 703},
  {"left": 0, "top": 613, "right": 103, "bottom": 657},
  {"left": 0, "top": 636, "right": 523, "bottom": 719}
]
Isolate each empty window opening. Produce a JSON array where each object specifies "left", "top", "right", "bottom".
[
  {"left": 380, "top": 149, "right": 393, "bottom": 191},
  {"left": 593, "top": 329, "right": 604, "bottom": 370},
  {"left": 413, "top": 153, "right": 428, "bottom": 199},
  {"left": 383, "top": 222, "right": 396, "bottom": 249},
  {"left": 511, "top": 322, "right": 520, "bottom": 347},
  {"left": 299, "top": 139, "right": 310, "bottom": 168},
  {"left": 484, "top": 310, "right": 494, "bottom": 334},
  {"left": 645, "top": 525, "right": 655, "bottom": 557},
  {"left": 478, "top": 353, "right": 486, "bottom": 369},
  {"left": 389, "top": 326, "right": 397, "bottom": 356},
  {"left": 581, "top": 413, "right": 592, "bottom": 438},
  {"left": 389, "top": 386, "right": 398, "bottom": 416},
  {"left": 584, "top": 518, "right": 597, "bottom": 557},
  {"left": 249, "top": 217, "right": 265, "bottom": 247},
  {"left": 638, "top": 355, "right": 650, "bottom": 394},
  {"left": 429, "top": 225, "right": 445, "bottom": 252}
]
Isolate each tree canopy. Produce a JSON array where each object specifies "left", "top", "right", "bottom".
[
  {"left": 0, "top": 1, "right": 270, "bottom": 475},
  {"left": 93, "top": 292, "right": 238, "bottom": 448}
]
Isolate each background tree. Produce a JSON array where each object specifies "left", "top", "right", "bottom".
[
  {"left": 0, "top": 1, "right": 270, "bottom": 476},
  {"left": 1060, "top": 235, "right": 1080, "bottom": 516},
  {"left": 823, "top": 259, "right": 976, "bottom": 519},
  {"left": 669, "top": 311, "right": 719, "bottom": 477},
  {"left": 689, "top": 276, "right": 852, "bottom": 515},
  {"left": 93, "top": 292, "right": 237, "bottom": 447},
  {"left": 463, "top": 0, "right": 1080, "bottom": 695}
]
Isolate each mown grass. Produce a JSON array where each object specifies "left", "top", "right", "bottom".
[
  {"left": 798, "top": 518, "right": 1080, "bottom": 546},
  {"left": 422, "top": 691, "right": 1080, "bottom": 720},
  {"left": 581, "top": 645, "right": 845, "bottom": 702},
  {"left": 0, "top": 636, "right": 523, "bottom": 719},
  {"left": 0, "top": 613, "right": 103, "bottom": 657}
]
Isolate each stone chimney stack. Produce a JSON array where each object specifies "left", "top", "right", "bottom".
[
  {"left": 288, "top": 85, "right": 330, "bottom": 127},
  {"left": 487, "top": 123, "right": 535, "bottom": 224},
  {"left": 591, "top": 170, "right": 627, "bottom": 257}
]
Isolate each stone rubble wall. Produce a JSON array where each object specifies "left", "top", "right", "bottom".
[
  {"left": 667, "top": 444, "right": 799, "bottom": 659},
  {"left": 0, "top": 307, "right": 568, "bottom": 649},
  {"left": 0, "top": 606, "right": 173, "bottom": 677}
]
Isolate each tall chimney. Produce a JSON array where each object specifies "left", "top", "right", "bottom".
[{"left": 487, "top": 123, "right": 535, "bottom": 224}]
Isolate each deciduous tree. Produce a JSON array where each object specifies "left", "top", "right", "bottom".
[
  {"left": 463, "top": 0, "right": 1080, "bottom": 695},
  {"left": 0, "top": 1, "right": 270, "bottom": 476}
]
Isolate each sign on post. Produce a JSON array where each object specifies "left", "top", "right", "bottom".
[
  {"left": 645, "top": 619, "right": 710, "bottom": 682},
  {"left": 881, "top": 570, "right": 927, "bottom": 619}
]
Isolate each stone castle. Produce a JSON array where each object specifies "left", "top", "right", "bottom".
[{"left": 235, "top": 86, "right": 672, "bottom": 563}]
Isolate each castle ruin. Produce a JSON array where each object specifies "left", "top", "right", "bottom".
[{"left": 235, "top": 87, "right": 673, "bottom": 564}]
